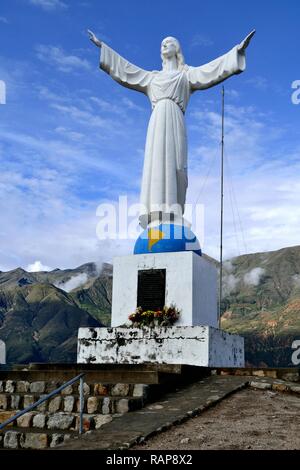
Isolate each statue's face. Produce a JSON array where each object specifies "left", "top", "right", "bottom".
[{"left": 161, "top": 37, "right": 177, "bottom": 59}]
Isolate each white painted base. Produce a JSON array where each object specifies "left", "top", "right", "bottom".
[
  {"left": 0, "top": 340, "right": 6, "bottom": 364},
  {"left": 111, "top": 252, "right": 218, "bottom": 328},
  {"left": 77, "top": 326, "right": 244, "bottom": 368}
]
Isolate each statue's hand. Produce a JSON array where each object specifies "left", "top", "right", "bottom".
[
  {"left": 238, "top": 29, "right": 256, "bottom": 52},
  {"left": 88, "top": 29, "right": 102, "bottom": 48}
]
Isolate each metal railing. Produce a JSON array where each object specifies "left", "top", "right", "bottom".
[{"left": 0, "top": 373, "right": 85, "bottom": 434}]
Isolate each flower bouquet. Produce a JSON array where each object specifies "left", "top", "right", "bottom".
[{"left": 128, "top": 304, "right": 180, "bottom": 327}]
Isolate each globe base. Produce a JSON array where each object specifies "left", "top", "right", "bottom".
[{"left": 134, "top": 223, "right": 201, "bottom": 256}]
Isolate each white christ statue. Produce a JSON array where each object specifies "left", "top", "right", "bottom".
[{"left": 88, "top": 30, "right": 255, "bottom": 228}]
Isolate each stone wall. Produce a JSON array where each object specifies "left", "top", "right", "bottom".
[
  {"left": 0, "top": 378, "right": 147, "bottom": 449},
  {"left": 217, "top": 367, "right": 300, "bottom": 382}
]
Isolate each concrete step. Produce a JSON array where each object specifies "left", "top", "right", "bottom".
[
  {"left": 0, "top": 369, "right": 160, "bottom": 384},
  {"left": 0, "top": 363, "right": 183, "bottom": 384},
  {"left": 60, "top": 375, "right": 250, "bottom": 450}
]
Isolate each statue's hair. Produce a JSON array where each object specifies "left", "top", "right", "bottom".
[{"left": 161, "top": 37, "right": 185, "bottom": 70}]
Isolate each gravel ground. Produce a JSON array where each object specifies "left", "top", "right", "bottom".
[{"left": 133, "top": 388, "right": 300, "bottom": 450}]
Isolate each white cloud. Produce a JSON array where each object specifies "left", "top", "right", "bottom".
[
  {"left": 54, "top": 126, "right": 84, "bottom": 141},
  {"left": 186, "top": 101, "right": 300, "bottom": 260},
  {"left": 50, "top": 102, "right": 131, "bottom": 141},
  {"left": 225, "top": 89, "right": 240, "bottom": 99},
  {"left": 29, "top": 0, "right": 67, "bottom": 10},
  {"left": 223, "top": 274, "right": 239, "bottom": 295},
  {"left": 27, "top": 260, "right": 53, "bottom": 272},
  {"left": 292, "top": 274, "right": 300, "bottom": 287},
  {"left": 90, "top": 96, "right": 144, "bottom": 114},
  {"left": 38, "top": 85, "right": 67, "bottom": 102},
  {"left": 36, "top": 45, "right": 91, "bottom": 72},
  {"left": 90, "top": 96, "right": 122, "bottom": 113},
  {"left": 190, "top": 34, "right": 214, "bottom": 47},
  {"left": 223, "top": 260, "right": 234, "bottom": 273},
  {"left": 0, "top": 125, "right": 135, "bottom": 271},
  {"left": 244, "top": 267, "right": 265, "bottom": 286},
  {"left": 52, "top": 103, "right": 112, "bottom": 128},
  {"left": 222, "top": 260, "right": 239, "bottom": 295},
  {"left": 121, "top": 97, "right": 144, "bottom": 112},
  {"left": 0, "top": 127, "right": 127, "bottom": 178},
  {"left": 246, "top": 76, "right": 268, "bottom": 90},
  {"left": 0, "top": 179, "right": 116, "bottom": 271},
  {"left": 54, "top": 273, "right": 88, "bottom": 292}
]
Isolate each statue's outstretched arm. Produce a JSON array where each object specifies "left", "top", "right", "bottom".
[
  {"left": 237, "top": 29, "right": 256, "bottom": 52},
  {"left": 88, "top": 30, "right": 102, "bottom": 48},
  {"left": 88, "top": 30, "right": 152, "bottom": 94},
  {"left": 188, "top": 30, "right": 255, "bottom": 91}
]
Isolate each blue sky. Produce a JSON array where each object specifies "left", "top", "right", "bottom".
[{"left": 0, "top": 0, "right": 300, "bottom": 271}]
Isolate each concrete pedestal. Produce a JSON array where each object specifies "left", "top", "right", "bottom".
[
  {"left": 111, "top": 252, "right": 218, "bottom": 328},
  {"left": 77, "top": 326, "right": 244, "bottom": 368},
  {"left": 77, "top": 250, "right": 245, "bottom": 368}
]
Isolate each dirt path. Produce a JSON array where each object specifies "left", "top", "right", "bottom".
[{"left": 133, "top": 389, "right": 300, "bottom": 450}]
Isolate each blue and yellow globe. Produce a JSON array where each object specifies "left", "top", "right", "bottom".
[{"left": 134, "top": 224, "right": 201, "bottom": 256}]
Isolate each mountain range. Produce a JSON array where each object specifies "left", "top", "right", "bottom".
[
  {"left": 0, "top": 246, "right": 299, "bottom": 366},
  {"left": 0, "top": 263, "right": 112, "bottom": 363},
  {"left": 221, "top": 245, "right": 300, "bottom": 367}
]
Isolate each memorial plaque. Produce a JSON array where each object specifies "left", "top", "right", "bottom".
[{"left": 137, "top": 269, "right": 166, "bottom": 311}]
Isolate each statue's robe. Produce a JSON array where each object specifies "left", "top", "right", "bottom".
[{"left": 100, "top": 43, "right": 245, "bottom": 227}]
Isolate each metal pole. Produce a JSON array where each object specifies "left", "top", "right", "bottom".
[
  {"left": 219, "top": 86, "right": 225, "bottom": 328},
  {"left": 0, "top": 372, "right": 85, "bottom": 431},
  {"left": 79, "top": 376, "right": 84, "bottom": 435}
]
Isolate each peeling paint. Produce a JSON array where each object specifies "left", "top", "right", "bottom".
[
  {"left": 87, "top": 355, "right": 96, "bottom": 363},
  {"left": 78, "top": 326, "right": 244, "bottom": 367}
]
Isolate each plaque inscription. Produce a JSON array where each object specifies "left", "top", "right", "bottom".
[{"left": 137, "top": 269, "right": 166, "bottom": 311}]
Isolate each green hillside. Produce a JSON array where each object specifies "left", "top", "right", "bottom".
[
  {"left": 221, "top": 245, "right": 300, "bottom": 366},
  {"left": 0, "top": 282, "right": 101, "bottom": 363},
  {"left": 71, "top": 273, "right": 112, "bottom": 326}
]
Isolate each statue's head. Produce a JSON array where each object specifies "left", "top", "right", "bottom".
[{"left": 161, "top": 37, "right": 185, "bottom": 70}]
